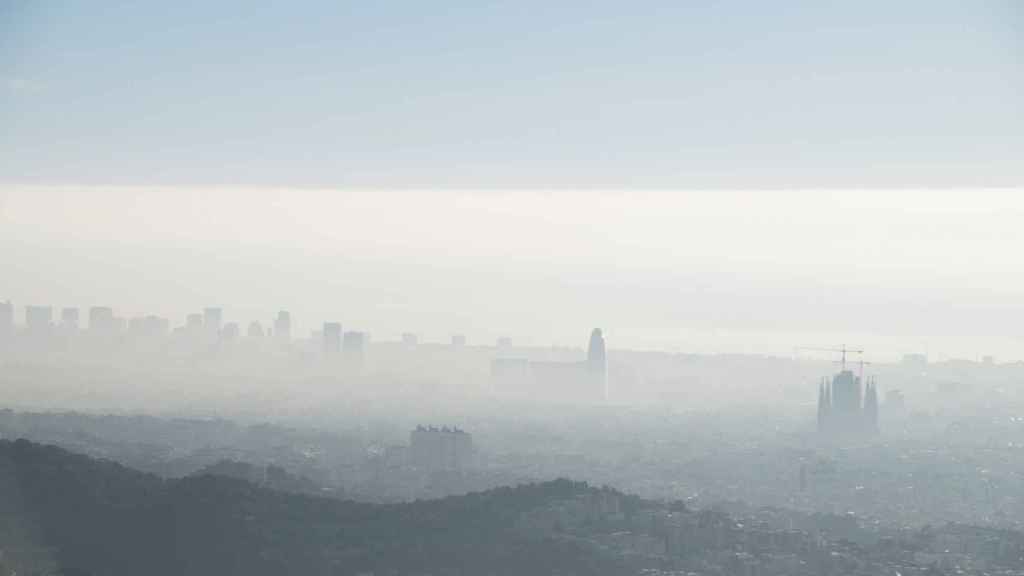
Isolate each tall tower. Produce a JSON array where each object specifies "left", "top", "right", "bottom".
[
  {"left": 830, "top": 369, "right": 862, "bottom": 434},
  {"left": 863, "top": 377, "right": 879, "bottom": 433},
  {"left": 817, "top": 378, "right": 830, "bottom": 433},
  {"left": 203, "top": 307, "right": 223, "bottom": 335},
  {"left": 61, "top": 308, "right": 80, "bottom": 333},
  {"left": 587, "top": 328, "right": 608, "bottom": 399},
  {"left": 25, "top": 305, "right": 53, "bottom": 334},
  {"left": 274, "top": 310, "right": 291, "bottom": 342},
  {"left": 323, "top": 322, "right": 342, "bottom": 354}
]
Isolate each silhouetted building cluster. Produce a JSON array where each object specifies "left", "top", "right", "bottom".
[
  {"left": 490, "top": 328, "right": 608, "bottom": 403},
  {"left": 409, "top": 425, "right": 473, "bottom": 470},
  {"left": 817, "top": 369, "right": 879, "bottom": 435},
  {"left": 0, "top": 301, "right": 300, "bottom": 354},
  {"left": 0, "top": 299, "right": 427, "bottom": 370}
]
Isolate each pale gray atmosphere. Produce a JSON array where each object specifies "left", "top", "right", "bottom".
[
  {"left": 2, "top": 2, "right": 1024, "bottom": 575},
  {"left": 3, "top": 188, "right": 1024, "bottom": 360}
]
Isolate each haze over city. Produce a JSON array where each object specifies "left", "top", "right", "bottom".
[
  {"left": 2, "top": 2, "right": 1023, "bottom": 575},
  {"left": 3, "top": 189, "right": 1024, "bottom": 360}
]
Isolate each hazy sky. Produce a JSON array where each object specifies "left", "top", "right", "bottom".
[
  {"left": 1, "top": 0, "right": 1021, "bottom": 187},
  {"left": 2, "top": 3, "right": 1022, "bottom": 360},
  {"left": 4, "top": 188, "right": 1024, "bottom": 361}
]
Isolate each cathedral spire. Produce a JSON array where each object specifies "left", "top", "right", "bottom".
[
  {"left": 863, "top": 377, "right": 879, "bottom": 433},
  {"left": 817, "top": 377, "right": 830, "bottom": 433}
]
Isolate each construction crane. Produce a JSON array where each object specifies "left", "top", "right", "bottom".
[
  {"left": 794, "top": 345, "right": 864, "bottom": 371},
  {"left": 835, "top": 357, "right": 874, "bottom": 383}
]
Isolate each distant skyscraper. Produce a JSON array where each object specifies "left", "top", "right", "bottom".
[
  {"left": 203, "top": 307, "right": 223, "bottom": 335},
  {"left": 221, "top": 322, "right": 240, "bottom": 342},
  {"left": 587, "top": 328, "right": 607, "bottom": 393},
  {"left": 274, "top": 311, "right": 291, "bottom": 342},
  {"left": 0, "top": 301, "right": 13, "bottom": 336},
  {"left": 323, "top": 322, "right": 342, "bottom": 353},
  {"left": 863, "top": 378, "right": 879, "bottom": 432},
  {"left": 60, "top": 307, "right": 80, "bottom": 331},
  {"left": 247, "top": 321, "right": 265, "bottom": 339},
  {"left": 343, "top": 331, "right": 368, "bottom": 358},
  {"left": 25, "top": 305, "right": 53, "bottom": 333},
  {"left": 89, "top": 307, "right": 116, "bottom": 335},
  {"left": 401, "top": 332, "right": 418, "bottom": 347},
  {"left": 451, "top": 334, "right": 466, "bottom": 348}
]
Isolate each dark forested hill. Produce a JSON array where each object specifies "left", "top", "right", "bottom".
[
  {"left": 0, "top": 439, "right": 626, "bottom": 576},
  {"left": 6, "top": 439, "right": 1024, "bottom": 576}
]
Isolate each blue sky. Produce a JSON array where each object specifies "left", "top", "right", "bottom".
[{"left": 1, "top": 0, "right": 1021, "bottom": 187}]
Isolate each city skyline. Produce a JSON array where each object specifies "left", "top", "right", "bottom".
[
  {"left": 0, "top": 294, "right": 1009, "bottom": 370},
  {"left": 2, "top": 3, "right": 1022, "bottom": 575},
  {"left": 5, "top": 189, "right": 1024, "bottom": 360}
]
